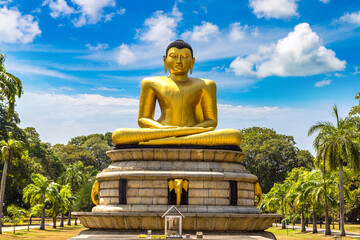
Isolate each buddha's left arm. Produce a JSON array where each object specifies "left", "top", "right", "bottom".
[{"left": 193, "top": 80, "right": 218, "bottom": 128}]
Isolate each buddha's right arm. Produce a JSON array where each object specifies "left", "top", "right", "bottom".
[
  {"left": 138, "top": 118, "right": 170, "bottom": 128},
  {"left": 138, "top": 79, "right": 163, "bottom": 128}
]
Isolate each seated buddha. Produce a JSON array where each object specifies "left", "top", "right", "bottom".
[{"left": 112, "top": 40, "right": 241, "bottom": 146}]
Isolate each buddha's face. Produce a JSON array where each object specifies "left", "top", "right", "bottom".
[{"left": 164, "top": 47, "right": 195, "bottom": 75}]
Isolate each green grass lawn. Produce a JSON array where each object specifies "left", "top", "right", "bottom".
[
  {"left": 1, "top": 224, "right": 360, "bottom": 239},
  {"left": 274, "top": 223, "right": 360, "bottom": 234},
  {"left": 0, "top": 224, "right": 85, "bottom": 240},
  {"left": 268, "top": 227, "right": 356, "bottom": 240}
]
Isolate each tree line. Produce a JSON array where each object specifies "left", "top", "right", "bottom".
[
  {"left": 261, "top": 98, "right": 360, "bottom": 237},
  {"left": 0, "top": 51, "right": 116, "bottom": 232}
]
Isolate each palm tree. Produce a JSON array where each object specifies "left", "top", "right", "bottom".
[
  {"left": 300, "top": 170, "right": 335, "bottom": 233},
  {"left": 261, "top": 182, "right": 290, "bottom": 229},
  {"left": 308, "top": 105, "right": 360, "bottom": 236},
  {"left": 58, "top": 161, "right": 86, "bottom": 225},
  {"left": 349, "top": 92, "right": 360, "bottom": 116},
  {"left": 3, "top": 204, "right": 26, "bottom": 233},
  {"left": 0, "top": 138, "right": 26, "bottom": 234},
  {"left": 23, "top": 174, "right": 51, "bottom": 230},
  {"left": 291, "top": 169, "right": 312, "bottom": 232},
  {"left": 0, "top": 53, "right": 23, "bottom": 119},
  {"left": 47, "top": 182, "right": 63, "bottom": 228},
  {"left": 59, "top": 184, "right": 71, "bottom": 227},
  {"left": 48, "top": 183, "right": 71, "bottom": 228},
  {"left": 26, "top": 204, "right": 42, "bottom": 231},
  {"left": 282, "top": 167, "right": 308, "bottom": 232}
]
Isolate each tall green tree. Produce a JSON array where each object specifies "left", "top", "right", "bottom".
[
  {"left": 308, "top": 105, "right": 360, "bottom": 236},
  {"left": 26, "top": 204, "right": 42, "bottom": 231},
  {"left": 0, "top": 53, "right": 23, "bottom": 119},
  {"left": 23, "top": 174, "right": 51, "bottom": 230},
  {"left": 24, "top": 127, "right": 65, "bottom": 180},
  {"left": 68, "top": 133, "right": 112, "bottom": 170},
  {"left": 59, "top": 184, "right": 72, "bottom": 227},
  {"left": 3, "top": 204, "right": 26, "bottom": 233},
  {"left": 261, "top": 182, "right": 290, "bottom": 229},
  {"left": 58, "top": 161, "right": 89, "bottom": 225},
  {"left": 349, "top": 92, "right": 360, "bottom": 116},
  {"left": 52, "top": 144, "right": 96, "bottom": 167},
  {"left": 73, "top": 178, "right": 96, "bottom": 212},
  {"left": 0, "top": 104, "right": 25, "bottom": 142},
  {"left": 241, "top": 127, "right": 314, "bottom": 193},
  {"left": 285, "top": 168, "right": 310, "bottom": 232},
  {"left": 47, "top": 182, "right": 71, "bottom": 228},
  {"left": 0, "top": 138, "right": 26, "bottom": 234},
  {"left": 299, "top": 169, "right": 336, "bottom": 234}
]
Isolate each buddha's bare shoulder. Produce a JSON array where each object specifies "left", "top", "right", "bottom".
[
  {"left": 142, "top": 76, "right": 166, "bottom": 81},
  {"left": 141, "top": 76, "right": 166, "bottom": 84},
  {"left": 190, "top": 78, "right": 216, "bottom": 88},
  {"left": 140, "top": 77, "right": 167, "bottom": 89}
]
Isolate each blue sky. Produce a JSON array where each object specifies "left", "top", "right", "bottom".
[{"left": 0, "top": 0, "right": 359, "bottom": 153}]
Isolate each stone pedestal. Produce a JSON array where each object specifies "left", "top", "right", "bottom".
[{"left": 74, "top": 147, "right": 280, "bottom": 232}]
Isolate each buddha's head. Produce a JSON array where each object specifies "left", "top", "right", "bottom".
[{"left": 163, "top": 39, "right": 196, "bottom": 75}]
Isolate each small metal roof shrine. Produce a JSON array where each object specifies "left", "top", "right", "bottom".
[
  {"left": 161, "top": 205, "right": 185, "bottom": 219},
  {"left": 162, "top": 205, "right": 185, "bottom": 238}
]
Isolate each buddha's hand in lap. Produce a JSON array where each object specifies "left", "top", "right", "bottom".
[
  {"left": 175, "top": 126, "right": 214, "bottom": 131},
  {"left": 157, "top": 125, "right": 177, "bottom": 129},
  {"left": 156, "top": 126, "right": 214, "bottom": 131}
]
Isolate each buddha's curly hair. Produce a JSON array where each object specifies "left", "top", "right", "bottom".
[{"left": 165, "top": 39, "right": 193, "bottom": 57}]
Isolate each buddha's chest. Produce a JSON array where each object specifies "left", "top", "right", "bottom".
[{"left": 154, "top": 82, "right": 202, "bottom": 105}]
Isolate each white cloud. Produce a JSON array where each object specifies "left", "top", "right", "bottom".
[
  {"left": 319, "top": 0, "right": 329, "bottom": 3},
  {"left": 337, "top": 11, "right": 360, "bottom": 26},
  {"left": 50, "top": 86, "right": 74, "bottom": 91},
  {"left": 6, "top": 62, "right": 75, "bottom": 80},
  {"left": 116, "top": 44, "right": 137, "bottom": 65},
  {"left": 229, "top": 22, "right": 247, "bottom": 42},
  {"left": 0, "top": 6, "right": 41, "bottom": 44},
  {"left": 230, "top": 23, "right": 346, "bottom": 78},
  {"left": 249, "top": 0, "right": 299, "bottom": 19},
  {"left": 0, "top": 0, "right": 12, "bottom": 4},
  {"left": 43, "top": 0, "right": 118, "bottom": 27},
  {"left": 85, "top": 43, "right": 109, "bottom": 51},
  {"left": 31, "top": 8, "right": 42, "bottom": 14},
  {"left": 42, "top": 0, "right": 74, "bottom": 18},
  {"left": 92, "top": 87, "right": 123, "bottom": 92},
  {"left": 104, "top": 8, "right": 126, "bottom": 22},
  {"left": 72, "top": 0, "right": 116, "bottom": 27},
  {"left": 117, "top": 8, "right": 126, "bottom": 15},
  {"left": 334, "top": 73, "right": 344, "bottom": 77},
  {"left": 138, "top": 4, "right": 182, "bottom": 46},
  {"left": 314, "top": 79, "right": 331, "bottom": 87},
  {"left": 181, "top": 21, "right": 220, "bottom": 42},
  {"left": 354, "top": 66, "right": 360, "bottom": 75}
]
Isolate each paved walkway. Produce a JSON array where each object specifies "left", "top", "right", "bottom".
[
  {"left": 71, "top": 230, "right": 277, "bottom": 240},
  {"left": 1, "top": 220, "right": 77, "bottom": 233},
  {"left": 273, "top": 223, "right": 360, "bottom": 238}
]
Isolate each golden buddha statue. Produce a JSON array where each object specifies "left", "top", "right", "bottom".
[{"left": 112, "top": 40, "right": 241, "bottom": 146}]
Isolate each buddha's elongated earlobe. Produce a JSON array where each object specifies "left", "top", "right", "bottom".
[
  {"left": 190, "top": 57, "right": 195, "bottom": 74},
  {"left": 163, "top": 55, "right": 167, "bottom": 73}
]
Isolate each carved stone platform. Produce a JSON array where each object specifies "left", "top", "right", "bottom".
[{"left": 74, "top": 147, "right": 280, "bottom": 232}]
